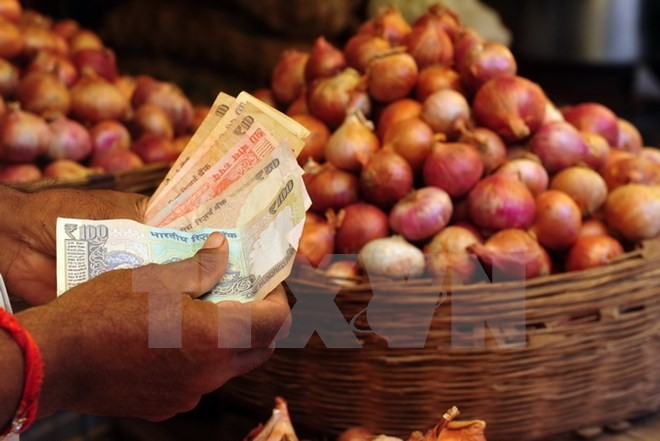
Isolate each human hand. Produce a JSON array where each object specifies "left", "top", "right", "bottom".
[
  {"left": 17, "top": 233, "right": 291, "bottom": 421},
  {"left": 0, "top": 186, "right": 147, "bottom": 305}
]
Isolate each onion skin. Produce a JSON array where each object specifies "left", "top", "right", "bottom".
[
  {"left": 458, "top": 127, "right": 506, "bottom": 174},
  {"left": 382, "top": 116, "right": 434, "bottom": 173},
  {"left": 26, "top": 50, "right": 78, "bottom": 88},
  {"left": 131, "top": 80, "right": 194, "bottom": 136},
  {"left": 423, "top": 142, "right": 484, "bottom": 198},
  {"left": 296, "top": 213, "right": 335, "bottom": 268},
  {"left": 68, "top": 28, "right": 103, "bottom": 53},
  {"left": 305, "top": 36, "right": 346, "bottom": 83},
  {"left": 0, "top": 57, "right": 17, "bottom": 97},
  {"left": 0, "top": 163, "right": 41, "bottom": 183},
  {"left": 131, "top": 133, "right": 180, "bottom": 164},
  {"left": 271, "top": 49, "right": 309, "bottom": 107},
  {"left": 604, "top": 184, "right": 660, "bottom": 242},
  {"left": 360, "top": 149, "right": 414, "bottom": 209},
  {"left": 129, "top": 103, "right": 175, "bottom": 140},
  {"left": 528, "top": 121, "right": 590, "bottom": 174},
  {"left": 601, "top": 155, "right": 660, "bottom": 190},
  {"left": 561, "top": 102, "right": 619, "bottom": 147},
  {"left": 550, "top": 166, "right": 608, "bottom": 217},
  {"left": 458, "top": 41, "right": 517, "bottom": 94},
  {"left": 343, "top": 34, "right": 390, "bottom": 74},
  {"left": 581, "top": 131, "right": 611, "bottom": 171},
  {"left": 566, "top": 235, "right": 624, "bottom": 272},
  {"left": 495, "top": 158, "right": 549, "bottom": 197},
  {"left": 376, "top": 98, "right": 422, "bottom": 139},
  {"left": 357, "top": 5, "right": 411, "bottom": 45},
  {"left": 20, "top": 25, "right": 68, "bottom": 57},
  {"left": 470, "top": 228, "right": 551, "bottom": 280},
  {"left": 46, "top": 114, "right": 93, "bottom": 161},
  {"left": 91, "top": 149, "right": 143, "bottom": 173},
  {"left": 291, "top": 114, "right": 330, "bottom": 166},
  {"left": 335, "top": 203, "right": 390, "bottom": 254},
  {"left": 367, "top": 50, "right": 418, "bottom": 103},
  {"left": 389, "top": 187, "right": 453, "bottom": 242},
  {"left": 308, "top": 67, "right": 370, "bottom": 129},
  {"left": 532, "top": 190, "right": 582, "bottom": 250},
  {"left": 415, "top": 64, "right": 462, "bottom": 101},
  {"left": 89, "top": 119, "right": 131, "bottom": 157},
  {"left": 468, "top": 174, "right": 536, "bottom": 231},
  {"left": 70, "top": 70, "right": 130, "bottom": 123},
  {"left": 304, "top": 161, "right": 360, "bottom": 213},
  {"left": 43, "top": 159, "right": 98, "bottom": 179},
  {"left": 424, "top": 225, "right": 481, "bottom": 283},
  {"left": 473, "top": 75, "right": 547, "bottom": 143},
  {"left": 579, "top": 219, "right": 610, "bottom": 238},
  {"left": 616, "top": 118, "right": 643, "bottom": 153},
  {"left": 324, "top": 110, "right": 379, "bottom": 172},
  {"left": 71, "top": 47, "right": 118, "bottom": 82},
  {"left": 404, "top": 19, "right": 454, "bottom": 69},
  {"left": 421, "top": 88, "right": 471, "bottom": 138},
  {"left": 640, "top": 147, "right": 660, "bottom": 166},
  {"left": 16, "top": 71, "right": 71, "bottom": 117},
  {"left": 0, "top": 16, "right": 23, "bottom": 59},
  {"left": 0, "top": 107, "right": 50, "bottom": 162},
  {"left": 358, "top": 236, "right": 425, "bottom": 279}
]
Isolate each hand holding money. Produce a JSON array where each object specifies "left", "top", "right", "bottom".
[{"left": 56, "top": 91, "right": 311, "bottom": 302}]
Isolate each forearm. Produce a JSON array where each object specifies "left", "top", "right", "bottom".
[
  {"left": 0, "top": 186, "right": 29, "bottom": 277},
  {"left": 0, "top": 327, "right": 24, "bottom": 430}
]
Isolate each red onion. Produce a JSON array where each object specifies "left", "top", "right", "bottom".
[
  {"left": 303, "top": 161, "right": 360, "bottom": 213},
  {"left": 285, "top": 93, "right": 308, "bottom": 116},
  {"left": 528, "top": 121, "right": 590, "bottom": 173},
  {"left": 549, "top": 166, "right": 608, "bottom": 217},
  {"left": 543, "top": 101, "right": 565, "bottom": 124},
  {"left": 250, "top": 88, "right": 277, "bottom": 108},
  {"left": 423, "top": 142, "right": 484, "bottom": 198},
  {"left": 404, "top": 19, "right": 454, "bottom": 69},
  {"left": 114, "top": 74, "right": 138, "bottom": 101},
  {"left": 458, "top": 127, "right": 507, "bottom": 174},
  {"left": 17, "top": 9, "right": 51, "bottom": 28},
  {"left": 581, "top": 131, "right": 611, "bottom": 171},
  {"left": 561, "top": 102, "right": 619, "bottom": 147},
  {"left": 360, "top": 149, "right": 414, "bottom": 209},
  {"left": 468, "top": 174, "right": 536, "bottom": 231},
  {"left": 290, "top": 114, "right": 330, "bottom": 166},
  {"left": 89, "top": 119, "right": 131, "bottom": 157},
  {"left": 424, "top": 225, "right": 481, "bottom": 283},
  {"left": 296, "top": 212, "right": 335, "bottom": 268},
  {"left": 307, "top": 67, "right": 371, "bottom": 129},
  {"left": 579, "top": 219, "right": 610, "bottom": 238},
  {"left": 601, "top": 155, "right": 660, "bottom": 190},
  {"left": 415, "top": 64, "right": 462, "bottom": 101},
  {"left": 453, "top": 26, "right": 483, "bottom": 68},
  {"left": 566, "top": 235, "right": 625, "bottom": 272},
  {"left": 376, "top": 98, "right": 422, "bottom": 139},
  {"left": 343, "top": 34, "right": 390, "bottom": 73},
  {"left": 389, "top": 187, "right": 453, "bottom": 241},
  {"left": 16, "top": 71, "right": 71, "bottom": 117},
  {"left": 472, "top": 75, "right": 547, "bottom": 143},
  {"left": 26, "top": 50, "right": 78, "bottom": 87},
  {"left": 335, "top": 203, "right": 390, "bottom": 254},
  {"left": 0, "top": 16, "right": 22, "bottom": 58},
  {"left": 469, "top": 228, "right": 551, "bottom": 280},
  {"left": 531, "top": 189, "right": 582, "bottom": 250},
  {"left": 0, "top": 163, "right": 41, "bottom": 183},
  {"left": 71, "top": 47, "right": 118, "bottom": 82},
  {"left": 131, "top": 133, "right": 180, "bottom": 164},
  {"left": 616, "top": 118, "right": 643, "bottom": 154},
  {"left": 91, "top": 149, "right": 144, "bottom": 173},
  {"left": 421, "top": 88, "right": 470, "bottom": 138},
  {"left": 0, "top": 57, "right": 18, "bottom": 97},
  {"left": 495, "top": 158, "right": 549, "bottom": 196},
  {"left": 305, "top": 36, "right": 347, "bottom": 83},
  {"left": 271, "top": 49, "right": 309, "bottom": 106},
  {"left": 458, "top": 41, "right": 517, "bottom": 94},
  {"left": 129, "top": 103, "right": 175, "bottom": 140},
  {"left": 382, "top": 116, "right": 434, "bottom": 173},
  {"left": 324, "top": 110, "right": 379, "bottom": 172},
  {"left": 70, "top": 69, "right": 130, "bottom": 123},
  {"left": 605, "top": 184, "right": 660, "bottom": 242},
  {"left": 0, "top": 106, "right": 50, "bottom": 162},
  {"left": 413, "top": 3, "right": 462, "bottom": 40},
  {"left": 46, "top": 114, "right": 92, "bottom": 161},
  {"left": 366, "top": 49, "right": 418, "bottom": 103},
  {"left": 131, "top": 79, "right": 194, "bottom": 135},
  {"left": 357, "top": 5, "right": 411, "bottom": 45}
]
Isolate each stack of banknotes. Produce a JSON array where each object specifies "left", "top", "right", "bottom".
[{"left": 56, "top": 91, "right": 311, "bottom": 303}]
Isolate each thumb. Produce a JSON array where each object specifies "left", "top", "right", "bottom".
[{"left": 167, "top": 232, "right": 230, "bottom": 298}]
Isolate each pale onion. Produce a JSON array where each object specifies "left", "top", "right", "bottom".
[
  {"left": 604, "top": 184, "right": 660, "bottom": 242},
  {"left": 424, "top": 225, "right": 481, "bottom": 284},
  {"left": 495, "top": 158, "right": 549, "bottom": 197},
  {"left": 324, "top": 110, "right": 379, "bottom": 172},
  {"left": 421, "top": 88, "right": 470, "bottom": 138},
  {"left": 359, "top": 236, "right": 425, "bottom": 279},
  {"left": 549, "top": 166, "right": 608, "bottom": 217}
]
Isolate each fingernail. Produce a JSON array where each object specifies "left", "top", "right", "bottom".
[{"left": 202, "top": 232, "right": 225, "bottom": 250}]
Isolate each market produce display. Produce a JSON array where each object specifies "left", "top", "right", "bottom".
[
  {"left": 0, "top": 0, "right": 202, "bottom": 183},
  {"left": 255, "top": 3, "right": 660, "bottom": 282},
  {"left": 246, "top": 398, "right": 486, "bottom": 441}
]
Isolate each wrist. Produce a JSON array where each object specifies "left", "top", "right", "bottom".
[{"left": 0, "top": 327, "right": 23, "bottom": 432}]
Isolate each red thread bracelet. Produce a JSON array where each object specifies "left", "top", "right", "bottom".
[{"left": 0, "top": 309, "right": 44, "bottom": 438}]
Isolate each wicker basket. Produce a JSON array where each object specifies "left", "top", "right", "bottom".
[{"left": 223, "top": 237, "right": 660, "bottom": 440}]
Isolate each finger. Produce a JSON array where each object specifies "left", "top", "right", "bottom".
[
  {"left": 248, "top": 285, "right": 292, "bottom": 349},
  {"left": 136, "top": 233, "right": 229, "bottom": 298},
  {"left": 228, "top": 347, "right": 276, "bottom": 378}
]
